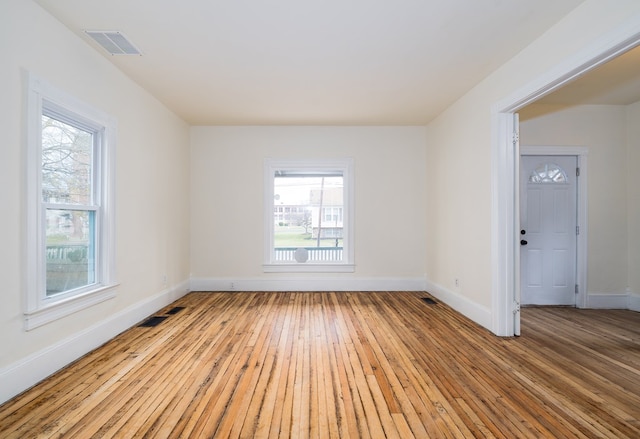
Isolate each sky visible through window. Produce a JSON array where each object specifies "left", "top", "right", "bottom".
[{"left": 274, "top": 176, "right": 342, "bottom": 204}]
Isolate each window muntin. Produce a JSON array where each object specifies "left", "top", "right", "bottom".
[
  {"left": 25, "top": 73, "right": 116, "bottom": 329},
  {"left": 264, "top": 159, "right": 354, "bottom": 272}
]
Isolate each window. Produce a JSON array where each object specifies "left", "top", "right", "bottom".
[
  {"left": 529, "top": 163, "right": 568, "bottom": 184},
  {"left": 264, "top": 158, "right": 354, "bottom": 272},
  {"left": 323, "top": 207, "right": 343, "bottom": 223},
  {"left": 25, "top": 73, "right": 116, "bottom": 330}
]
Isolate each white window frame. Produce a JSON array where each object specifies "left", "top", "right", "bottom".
[
  {"left": 264, "top": 158, "right": 355, "bottom": 273},
  {"left": 25, "top": 73, "right": 117, "bottom": 330}
]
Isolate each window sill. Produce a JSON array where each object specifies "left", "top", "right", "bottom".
[
  {"left": 24, "top": 284, "right": 118, "bottom": 331},
  {"left": 263, "top": 264, "right": 355, "bottom": 273}
]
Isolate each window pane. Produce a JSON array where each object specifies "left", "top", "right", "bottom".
[
  {"left": 46, "top": 209, "right": 96, "bottom": 295},
  {"left": 273, "top": 174, "right": 343, "bottom": 262},
  {"left": 42, "top": 115, "right": 93, "bottom": 204},
  {"left": 529, "top": 163, "right": 568, "bottom": 184}
]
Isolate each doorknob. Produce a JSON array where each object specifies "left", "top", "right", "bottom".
[
  {"left": 520, "top": 239, "right": 528, "bottom": 245},
  {"left": 521, "top": 229, "right": 526, "bottom": 235}
]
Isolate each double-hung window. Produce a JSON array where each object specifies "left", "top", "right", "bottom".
[
  {"left": 25, "top": 73, "right": 116, "bottom": 329},
  {"left": 264, "top": 158, "right": 354, "bottom": 272}
]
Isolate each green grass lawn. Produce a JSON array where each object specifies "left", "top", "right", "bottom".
[{"left": 274, "top": 226, "right": 342, "bottom": 248}]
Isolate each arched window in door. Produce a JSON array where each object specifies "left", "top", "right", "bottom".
[{"left": 528, "top": 163, "right": 568, "bottom": 184}]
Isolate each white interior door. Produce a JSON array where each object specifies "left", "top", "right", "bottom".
[{"left": 520, "top": 155, "right": 577, "bottom": 306}]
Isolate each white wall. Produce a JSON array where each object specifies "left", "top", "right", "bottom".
[
  {"left": 425, "top": 0, "right": 640, "bottom": 329},
  {"left": 190, "top": 126, "right": 428, "bottom": 290},
  {"left": 424, "top": 95, "right": 493, "bottom": 308},
  {"left": 627, "top": 102, "right": 640, "bottom": 302},
  {"left": 519, "top": 104, "right": 629, "bottom": 298},
  {"left": 0, "top": 0, "right": 191, "bottom": 403}
]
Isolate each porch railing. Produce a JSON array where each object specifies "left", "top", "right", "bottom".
[
  {"left": 46, "top": 244, "right": 88, "bottom": 261},
  {"left": 274, "top": 247, "right": 343, "bottom": 262}
]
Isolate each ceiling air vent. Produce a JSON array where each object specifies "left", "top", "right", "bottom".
[{"left": 84, "top": 31, "right": 142, "bottom": 55}]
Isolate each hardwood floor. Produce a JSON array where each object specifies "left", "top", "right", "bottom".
[{"left": 1, "top": 292, "right": 639, "bottom": 438}]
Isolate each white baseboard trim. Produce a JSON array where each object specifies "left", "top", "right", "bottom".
[
  {"left": 586, "top": 292, "right": 631, "bottom": 309},
  {"left": 190, "top": 276, "right": 428, "bottom": 292},
  {"left": 423, "top": 280, "right": 492, "bottom": 332},
  {"left": 627, "top": 291, "right": 640, "bottom": 312},
  {"left": 0, "top": 280, "right": 190, "bottom": 405}
]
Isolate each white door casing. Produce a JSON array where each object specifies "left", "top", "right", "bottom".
[{"left": 520, "top": 155, "right": 577, "bottom": 306}]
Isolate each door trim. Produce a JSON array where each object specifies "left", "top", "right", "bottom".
[{"left": 521, "top": 146, "right": 588, "bottom": 308}]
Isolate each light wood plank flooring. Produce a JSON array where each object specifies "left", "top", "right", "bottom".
[{"left": 1, "top": 292, "right": 639, "bottom": 438}]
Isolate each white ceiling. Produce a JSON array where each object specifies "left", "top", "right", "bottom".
[{"left": 35, "top": 0, "right": 586, "bottom": 125}]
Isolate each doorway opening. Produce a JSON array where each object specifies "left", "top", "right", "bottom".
[{"left": 491, "top": 24, "right": 640, "bottom": 337}]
